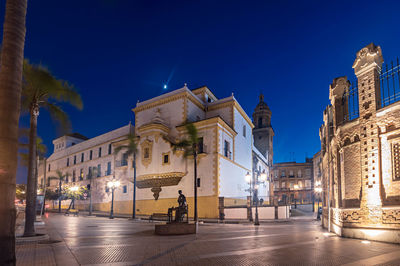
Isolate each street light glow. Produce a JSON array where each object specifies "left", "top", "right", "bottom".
[
  {"left": 107, "top": 180, "right": 120, "bottom": 188},
  {"left": 245, "top": 172, "right": 251, "bottom": 183},
  {"left": 260, "top": 170, "right": 267, "bottom": 181},
  {"left": 70, "top": 186, "right": 79, "bottom": 192},
  {"left": 163, "top": 84, "right": 167, "bottom": 89}
]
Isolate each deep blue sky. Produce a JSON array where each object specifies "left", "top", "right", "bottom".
[{"left": 3, "top": 0, "right": 400, "bottom": 183}]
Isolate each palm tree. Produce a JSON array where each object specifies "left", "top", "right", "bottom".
[
  {"left": 21, "top": 61, "right": 83, "bottom": 237},
  {"left": 0, "top": 0, "right": 28, "bottom": 264},
  {"left": 114, "top": 131, "right": 138, "bottom": 219},
  {"left": 48, "top": 170, "right": 67, "bottom": 213},
  {"left": 166, "top": 122, "right": 200, "bottom": 222}
]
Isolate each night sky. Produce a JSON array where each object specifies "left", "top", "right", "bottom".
[{"left": 3, "top": 0, "right": 400, "bottom": 183}]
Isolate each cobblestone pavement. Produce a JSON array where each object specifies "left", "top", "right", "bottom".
[{"left": 17, "top": 213, "right": 400, "bottom": 266}]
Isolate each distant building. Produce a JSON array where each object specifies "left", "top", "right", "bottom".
[
  {"left": 319, "top": 43, "right": 400, "bottom": 243},
  {"left": 312, "top": 151, "right": 322, "bottom": 205},
  {"left": 272, "top": 159, "right": 314, "bottom": 205}
]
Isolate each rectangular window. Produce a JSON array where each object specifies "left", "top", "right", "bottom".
[
  {"left": 88, "top": 167, "right": 92, "bottom": 178},
  {"left": 97, "top": 164, "right": 101, "bottom": 177},
  {"left": 107, "top": 162, "right": 111, "bottom": 175},
  {"left": 72, "top": 170, "right": 76, "bottom": 182},
  {"left": 105, "top": 187, "right": 109, "bottom": 193},
  {"left": 243, "top": 125, "right": 246, "bottom": 137},
  {"left": 392, "top": 143, "right": 400, "bottom": 180},
  {"left": 298, "top": 170, "right": 302, "bottom": 178},
  {"left": 224, "top": 140, "right": 231, "bottom": 159},
  {"left": 123, "top": 185, "right": 127, "bottom": 193},
  {"left": 90, "top": 150, "right": 93, "bottom": 160},
  {"left": 197, "top": 137, "right": 204, "bottom": 153},
  {"left": 108, "top": 144, "right": 112, "bottom": 155},
  {"left": 74, "top": 155, "right": 76, "bottom": 165},
  {"left": 305, "top": 169, "right": 311, "bottom": 177},
  {"left": 80, "top": 169, "right": 83, "bottom": 180},
  {"left": 99, "top": 147, "right": 102, "bottom": 157},
  {"left": 122, "top": 153, "right": 128, "bottom": 166},
  {"left": 48, "top": 164, "right": 51, "bottom": 172},
  {"left": 281, "top": 170, "right": 286, "bottom": 177},
  {"left": 163, "top": 154, "right": 169, "bottom": 164},
  {"left": 81, "top": 153, "right": 84, "bottom": 163},
  {"left": 67, "top": 158, "right": 69, "bottom": 167},
  {"left": 289, "top": 170, "right": 294, "bottom": 177},
  {"left": 65, "top": 174, "right": 69, "bottom": 183}
]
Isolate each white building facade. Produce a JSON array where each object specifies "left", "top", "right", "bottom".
[{"left": 40, "top": 85, "right": 264, "bottom": 218}]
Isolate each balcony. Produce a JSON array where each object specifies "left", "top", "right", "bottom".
[{"left": 115, "top": 160, "right": 128, "bottom": 167}]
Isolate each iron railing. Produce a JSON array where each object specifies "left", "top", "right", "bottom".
[
  {"left": 380, "top": 58, "right": 400, "bottom": 108},
  {"left": 343, "top": 80, "right": 359, "bottom": 122}
]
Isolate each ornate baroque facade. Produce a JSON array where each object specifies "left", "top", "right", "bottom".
[{"left": 320, "top": 43, "right": 400, "bottom": 243}]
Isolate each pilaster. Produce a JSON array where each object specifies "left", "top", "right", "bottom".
[{"left": 352, "top": 43, "right": 384, "bottom": 224}]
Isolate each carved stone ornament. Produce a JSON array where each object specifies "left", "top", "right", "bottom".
[
  {"left": 137, "top": 172, "right": 186, "bottom": 200},
  {"left": 352, "top": 43, "right": 383, "bottom": 75},
  {"left": 140, "top": 139, "right": 153, "bottom": 168},
  {"left": 151, "top": 187, "right": 162, "bottom": 200}
]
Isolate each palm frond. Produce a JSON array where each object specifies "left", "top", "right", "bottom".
[
  {"left": 185, "top": 122, "right": 198, "bottom": 145},
  {"left": 114, "top": 133, "right": 138, "bottom": 156},
  {"left": 43, "top": 102, "right": 71, "bottom": 135}
]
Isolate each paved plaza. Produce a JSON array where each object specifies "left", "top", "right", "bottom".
[{"left": 16, "top": 213, "right": 400, "bottom": 266}]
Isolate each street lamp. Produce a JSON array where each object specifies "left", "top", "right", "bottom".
[
  {"left": 107, "top": 179, "right": 120, "bottom": 219},
  {"left": 245, "top": 170, "right": 267, "bottom": 226},
  {"left": 314, "top": 181, "right": 322, "bottom": 220},
  {"left": 245, "top": 172, "right": 253, "bottom": 222}
]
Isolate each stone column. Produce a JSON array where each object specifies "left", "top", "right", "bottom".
[{"left": 352, "top": 43, "right": 384, "bottom": 224}]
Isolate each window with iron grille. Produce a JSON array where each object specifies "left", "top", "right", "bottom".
[{"left": 392, "top": 143, "right": 400, "bottom": 180}]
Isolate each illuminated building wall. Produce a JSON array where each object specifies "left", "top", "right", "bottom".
[{"left": 319, "top": 43, "right": 400, "bottom": 243}]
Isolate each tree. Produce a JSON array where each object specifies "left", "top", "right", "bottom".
[
  {"left": 48, "top": 170, "right": 67, "bottom": 213},
  {"left": 114, "top": 131, "right": 138, "bottom": 219},
  {"left": 15, "top": 184, "right": 26, "bottom": 202},
  {"left": 0, "top": 0, "right": 28, "bottom": 264},
  {"left": 21, "top": 61, "right": 83, "bottom": 237},
  {"left": 63, "top": 185, "right": 88, "bottom": 210},
  {"left": 165, "top": 122, "right": 200, "bottom": 222}
]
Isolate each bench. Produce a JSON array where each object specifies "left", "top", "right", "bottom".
[
  {"left": 149, "top": 213, "right": 168, "bottom": 222},
  {"left": 65, "top": 209, "right": 79, "bottom": 216}
]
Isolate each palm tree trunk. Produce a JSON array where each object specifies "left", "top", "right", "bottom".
[
  {"left": 194, "top": 150, "right": 198, "bottom": 222},
  {"left": 132, "top": 152, "right": 136, "bottom": 219},
  {"left": 0, "top": 0, "right": 27, "bottom": 263},
  {"left": 24, "top": 108, "right": 39, "bottom": 237},
  {"left": 58, "top": 179, "right": 61, "bottom": 213}
]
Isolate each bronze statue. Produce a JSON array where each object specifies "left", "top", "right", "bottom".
[{"left": 168, "top": 190, "right": 188, "bottom": 222}]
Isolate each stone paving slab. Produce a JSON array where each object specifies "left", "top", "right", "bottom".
[{"left": 15, "top": 213, "right": 400, "bottom": 266}]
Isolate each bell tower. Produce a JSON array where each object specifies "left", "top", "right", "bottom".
[{"left": 252, "top": 94, "right": 274, "bottom": 165}]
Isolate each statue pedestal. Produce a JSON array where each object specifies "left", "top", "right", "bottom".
[{"left": 155, "top": 222, "right": 196, "bottom": 235}]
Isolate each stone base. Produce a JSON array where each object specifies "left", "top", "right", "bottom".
[
  {"left": 324, "top": 221, "right": 400, "bottom": 244},
  {"left": 155, "top": 222, "right": 197, "bottom": 235}
]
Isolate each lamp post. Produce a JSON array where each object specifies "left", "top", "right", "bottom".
[
  {"left": 245, "top": 170, "right": 267, "bottom": 226},
  {"left": 245, "top": 172, "right": 253, "bottom": 222},
  {"left": 107, "top": 179, "right": 120, "bottom": 219},
  {"left": 314, "top": 181, "right": 322, "bottom": 220}
]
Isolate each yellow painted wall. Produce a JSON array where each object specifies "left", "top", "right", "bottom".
[{"left": 51, "top": 196, "right": 219, "bottom": 218}]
